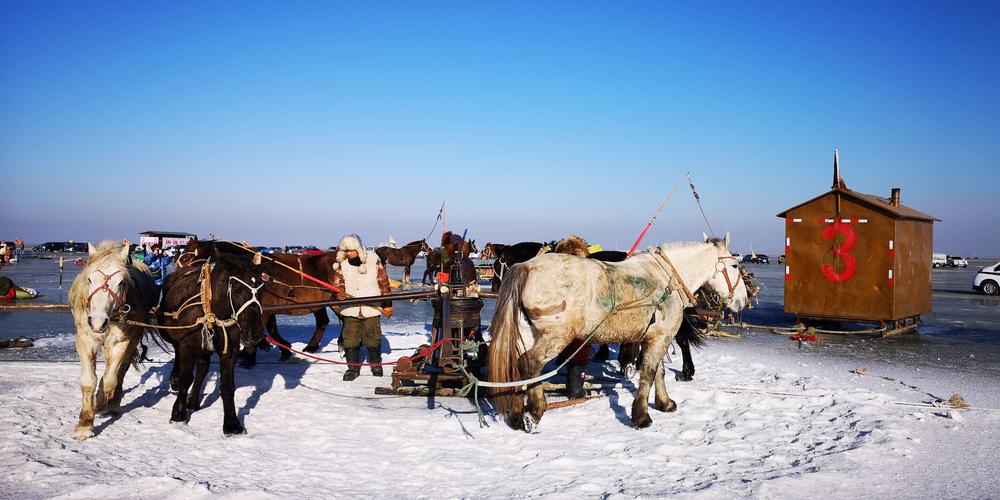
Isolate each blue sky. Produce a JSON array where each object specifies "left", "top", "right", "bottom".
[{"left": 2, "top": 1, "right": 998, "bottom": 255}]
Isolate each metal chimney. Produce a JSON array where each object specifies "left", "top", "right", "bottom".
[{"left": 890, "top": 188, "right": 901, "bottom": 207}]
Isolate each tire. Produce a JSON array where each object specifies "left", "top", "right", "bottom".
[
  {"left": 933, "top": 263, "right": 941, "bottom": 268},
  {"left": 982, "top": 280, "right": 999, "bottom": 296}
]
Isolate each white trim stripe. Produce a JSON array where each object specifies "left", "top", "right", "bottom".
[
  {"left": 858, "top": 219, "right": 868, "bottom": 223},
  {"left": 888, "top": 270, "right": 894, "bottom": 279},
  {"left": 824, "top": 218, "right": 835, "bottom": 223},
  {"left": 841, "top": 218, "right": 852, "bottom": 223},
  {"left": 793, "top": 218, "right": 802, "bottom": 223},
  {"left": 785, "top": 266, "right": 790, "bottom": 275},
  {"left": 889, "top": 240, "right": 894, "bottom": 250},
  {"left": 786, "top": 237, "right": 790, "bottom": 246}
]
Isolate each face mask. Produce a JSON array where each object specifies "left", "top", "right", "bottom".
[{"left": 348, "top": 256, "right": 362, "bottom": 266}]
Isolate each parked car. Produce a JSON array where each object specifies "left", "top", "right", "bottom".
[
  {"left": 932, "top": 253, "right": 948, "bottom": 268},
  {"left": 973, "top": 261, "right": 1000, "bottom": 295},
  {"left": 742, "top": 254, "right": 770, "bottom": 264},
  {"left": 284, "top": 245, "right": 305, "bottom": 254},
  {"left": 778, "top": 254, "right": 786, "bottom": 264},
  {"left": 947, "top": 255, "right": 969, "bottom": 268},
  {"left": 67, "top": 242, "right": 88, "bottom": 253},
  {"left": 301, "top": 246, "right": 323, "bottom": 256},
  {"left": 33, "top": 242, "right": 66, "bottom": 252}
]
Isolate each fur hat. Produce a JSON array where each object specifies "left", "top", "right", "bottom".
[
  {"left": 554, "top": 235, "right": 590, "bottom": 258},
  {"left": 334, "top": 234, "right": 368, "bottom": 273}
]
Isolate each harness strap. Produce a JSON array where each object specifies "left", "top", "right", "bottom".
[{"left": 653, "top": 249, "right": 698, "bottom": 307}]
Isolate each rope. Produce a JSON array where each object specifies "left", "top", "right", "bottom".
[
  {"left": 686, "top": 171, "right": 715, "bottom": 237},
  {"left": 264, "top": 336, "right": 451, "bottom": 367},
  {"left": 424, "top": 201, "right": 446, "bottom": 241},
  {"left": 627, "top": 175, "right": 685, "bottom": 256}
]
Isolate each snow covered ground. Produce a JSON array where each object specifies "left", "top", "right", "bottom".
[
  {"left": 1, "top": 258, "right": 998, "bottom": 498},
  {"left": 1, "top": 315, "right": 998, "bottom": 499}
]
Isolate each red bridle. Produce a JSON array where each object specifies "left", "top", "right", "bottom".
[
  {"left": 716, "top": 256, "right": 744, "bottom": 299},
  {"left": 86, "top": 269, "right": 128, "bottom": 312}
]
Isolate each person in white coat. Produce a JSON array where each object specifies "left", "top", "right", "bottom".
[{"left": 331, "top": 234, "right": 393, "bottom": 381}]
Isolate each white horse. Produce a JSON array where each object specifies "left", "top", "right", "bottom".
[
  {"left": 488, "top": 234, "right": 748, "bottom": 430},
  {"left": 70, "top": 241, "right": 158, "bottom": 440}
]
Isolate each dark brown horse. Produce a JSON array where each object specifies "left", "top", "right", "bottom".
[
  {"left": 421, "top": 236, "right": 477, "bottom": 285},
  {"left": 375, "top": 239, "right": 432, "bottom": 284},
  {"left": 242, "top": 251, "right": 343, "bottom": 367},
  {"left": 485, "top": 240, "right": 556, "bottom": 292},
  {"left": 159, "top": 241, "right": 264, "bottom": 435}
]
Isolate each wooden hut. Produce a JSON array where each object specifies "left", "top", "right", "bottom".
[{"left": 775, "top": 151, "right": 939, "bottom": 335}]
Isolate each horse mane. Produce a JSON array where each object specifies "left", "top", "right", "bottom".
[{"left": 403, "top": 239, "right": 424, "bottom": 247}]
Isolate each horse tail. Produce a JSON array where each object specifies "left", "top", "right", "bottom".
[
  {"left": 487, "top": 263, "right": 529, "bottom": 424},
  {"left": 677, "top": 313, "right": 707, "bottom": 349}
]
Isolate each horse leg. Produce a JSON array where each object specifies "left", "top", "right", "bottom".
[
  {"left": 170, "top": 342, "right": 196, "bottom": 423},
  {"left": 517, "top": 336, "right": 569, "bottom": 428},
  {"left": 304, "top": 308, "right": 329, "bottom": 353},
  {"left": 677, "top": 335, "right": 695, "bottom": 382},
  {"left": 595, "top": 343, "right": 610, "bottom": 361},
  {"left": 219, "top": 343, "right": 245, "bottom": 435},
  {"left": 653, "top": 361, "right": 677, "bottom": 413},
  {"left": 95, "top": 344, "right": 113, "bottom": 413},
  {"left": 186, "top": 351, "right": 211, "bottom": 411},
  {"left": 74, "top": 337, "right": 98, "bottom": 440},
  {"left": 403, "top": 264, "right": 411, "bottom": 284},
  {"left": 631, "top": 337, "right": 669, "bottom": 429},
  {"left": 108, "top": 337, "right": 139, "bottom": 412},
  {"left": 267, "top": 314, "right": 293, "bottom": 361}
]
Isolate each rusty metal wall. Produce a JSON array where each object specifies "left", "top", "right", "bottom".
[
  {"left": 783, "top": 193, "right": 898, "bottom": 321},
  {"left": 891, "top": 219, "right": 933, "bottom": 318}
]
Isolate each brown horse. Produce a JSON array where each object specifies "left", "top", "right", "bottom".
[
  {"left": 421, "top": 236, "right": 477, "bottom": 285},
  {"left": 375, "top": 239, "right": 432, "bottom": 284},
  {"left": 245, "top": 251, "right": 343, "bottom": 366}
]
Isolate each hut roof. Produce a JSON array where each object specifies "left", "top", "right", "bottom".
[
  {"left": 776, "top": 187, "right": 939, "bottom": 222},
  {"left": 139, "top": 231, "right": 198, "bottom": 238}
]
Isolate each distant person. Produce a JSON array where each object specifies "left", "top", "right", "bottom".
[
  {"left": 0, "top": 275, "right": 37, "bottom": 300},
  {"left": 330, "top": 234, "right": 393, "bottom": 381},
  {"left": 0, "top": 242, "right": 8, "bottom": 265},
  {"left": 143, "top": 244, "right": 172, "bottom": 291},
  {"left": 14, "top": 238, "right": 24, "bottom": 259}
]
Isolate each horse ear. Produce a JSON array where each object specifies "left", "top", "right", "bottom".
[
  {"left": 703, "top": 232, "right": 710, "bottom": 243},
  {"left": 724, "top": 231, "right": 731, "bottom": 248},
  {"left": 119, "top": 243, "right": 131, "bottom": 261},
  {"left": 88, "top": 243, "right": 97, "bottom": 256}
]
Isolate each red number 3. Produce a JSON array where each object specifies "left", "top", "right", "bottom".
[{"left": 821, "top": 222, "right": 857, "bottom": 282}]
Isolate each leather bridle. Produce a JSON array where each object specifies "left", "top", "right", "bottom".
[{"left": 86, "top": 269, "right": 130, "bottom": 316}]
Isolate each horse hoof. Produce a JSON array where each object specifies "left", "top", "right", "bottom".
[
  {"left": 656, "top": 398, "right": 677, "bottom": 413},
  {"left": 223, "top": 423, "right": 246, "bottom": 436},
  {"left": 303, "top": 344, "right": 319, "bottom": 354},
  {"left": 169, "top": 413, "right": 188, "bottom": 424},
  {"left": 632, "top": 414, "right": 653, "bottom": 429},
  {"left": 169, "top": 377, "right": 180, "bottom": 392},
  {"left": 279, "top": 351, "right": 292, "bottom": 361},
  {"left": 73, "top": 428, "right": 94, "bottom": 440}
]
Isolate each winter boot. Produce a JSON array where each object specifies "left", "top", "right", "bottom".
[
  {"left": 367, "top": 347, "right": 383, "bottom": 376},
  {"left": 566, "top": 363, "right": 587, "bottom": 400},
  {"left": 343, "top": 348, "right": 361, "bottom": 381}
]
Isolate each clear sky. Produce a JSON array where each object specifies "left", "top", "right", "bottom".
[{"left": 2, "top": 1, "right": 998, "bottom": 256}]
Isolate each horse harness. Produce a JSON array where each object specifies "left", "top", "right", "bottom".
[
  {"left": 651, "top": 248, "right": 744, "bottom": 308},
  {"left": 161, "top": 261, "right": 264, "bottom": 354},
  {"left": 87, "top": 269, "right": 131, "bottom": 317}
]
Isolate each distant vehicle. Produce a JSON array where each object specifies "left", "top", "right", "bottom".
[
  {"left": 252, "top": 246, "right": 276, "bottom": 254},
  {"left": 972, "top": 261, "right": 1000, "bottom": 295},
  {"left": 67, "top": 242, "right": 88, "bottom": 253},
  {"left": 269, "top": 247, "right": 283, "bottom": 254},
  {"left": 932, "top": 253, "right": 948, "bottom": 268},
  {"left": 778, "top": 255, "right": 786, "bottom": 264},
  {"left": 947, "top": 255, "right": 968, "bottom": 268},
  {"left": 742, "top": 254, "right": 770, "bottom": 264},
  {"left": 33, "top": 242, "right": 66, "bottom": 252},
  {"left": 300, "top": 246, "right": 323, "bottom": 256},
  {"left": 284, "top": 246, "right": 305, "bottom": 254}
]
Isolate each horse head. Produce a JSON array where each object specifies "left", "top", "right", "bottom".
[
  {"left": 481, "top": 242, "right": 494, "bottom": 261},
  {"left": 466, "top": 239, "right": 477, "bottom": 256},
  {"left": 420, "top": 240, "right": 433, "bottom": 253},
  {"left": 83, "top": 242, "right": 132, "bottom": 333},
  {"left": 700, "top": 232, "right": 749, "bottom": 313}
]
